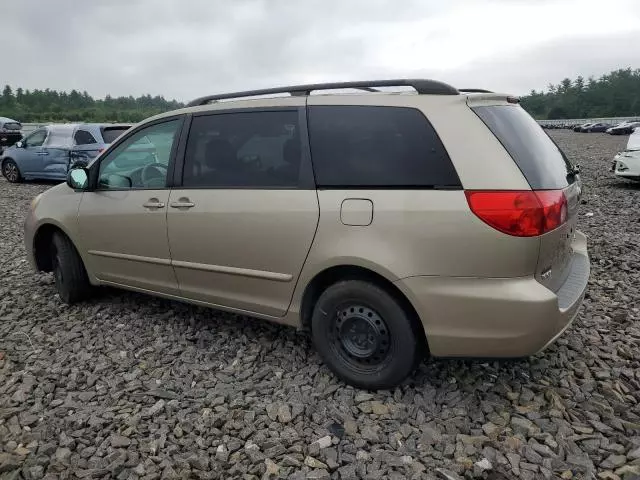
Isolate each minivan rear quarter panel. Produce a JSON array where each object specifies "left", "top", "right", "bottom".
[{"left": 302, "top": 189, "right": 540, "bottom": 279}]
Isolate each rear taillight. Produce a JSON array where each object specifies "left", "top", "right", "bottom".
[{"left": 465, "top": 190, "right": 567, "bottom": 237}]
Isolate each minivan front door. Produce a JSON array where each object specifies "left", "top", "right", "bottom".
[
  {"left": 167, "top": 107, "right": 319, "bottom": 317},
  {"left": 77, "top": 118, "right": 183, "bottom": 295},
  {"left": 18, "top": 129, "right": 48, "bottom": 176}
]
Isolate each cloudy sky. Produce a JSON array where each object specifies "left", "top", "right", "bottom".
[{"left": 4, "top": 0, "right": 640, "bottom": 102}]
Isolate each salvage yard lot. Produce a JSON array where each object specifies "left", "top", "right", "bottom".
[{"left": 0, "top": 130, "right": 639, "bottom": 479}]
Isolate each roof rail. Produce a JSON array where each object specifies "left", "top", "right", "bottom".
[
  {"left": 458, "top": 88, "right": 493, "bottom": 93},
  {"left": 186, "top": 79, "right": 459, "bottom": 106}
]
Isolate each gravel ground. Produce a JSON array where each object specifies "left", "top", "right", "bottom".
[{"left": 1, "top": 130, "right": 639, "bottom": 480}]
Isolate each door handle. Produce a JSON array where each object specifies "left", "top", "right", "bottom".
[
  {"left": 37, "top": 151, "right": 49, "bottom": 156},
  {"left": 143, "top": 200, "right": 165, "bottom": 209},
  {"left": 170, "top": 201, "right": 195, "bottom": 209}
]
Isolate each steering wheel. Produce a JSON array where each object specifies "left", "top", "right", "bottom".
[{"left": 141, "top": 163, "right": 168, "bottom": 186}]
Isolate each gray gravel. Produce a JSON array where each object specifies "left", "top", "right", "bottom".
[{"left": 1, "top": 130, "right": 640, "bottom": 480}]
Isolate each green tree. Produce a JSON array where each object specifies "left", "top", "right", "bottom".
[
  {"left": 521, "top": 68, "right": 640, "bottom": 119},
  {"left": 1, "top": 85, "right": 15, "bottom": 107},
  {"left": 0, "top": 86, "right": 184, "bottom": 122}
]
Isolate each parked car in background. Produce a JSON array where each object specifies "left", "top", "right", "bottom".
[
  {"left": 607, "top": 121, "right": 640, "bottom": 135},
  {"left": 574, "top": 123, "right": 593, "bottom": 132},
  {"left": 24, "top": 79, "right": 589, "bottom": 389},
  {"left": 581, "top": 123, "right": 609, "bottom": 133},
  {"left": 611, "top": 127, "right": 640, "bottom": 181},
  {"left": 0, "top": 117, "right": 23, "bottom": 153},
  {"left": 1, "top": 123, "right": 131, "bottom": 183}
]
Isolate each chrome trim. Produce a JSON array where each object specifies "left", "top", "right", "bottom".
[
  {"left": 88, "top": 250, "right": 171, "bottom": 266},
  {"left": 88, "top": 250, "right": 293, "bottom": 282},
  {"left": 171, "top": 259, "right": 293, "bottom": 282}
]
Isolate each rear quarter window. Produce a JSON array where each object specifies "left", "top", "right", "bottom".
[
  {"left": 101, "top": 126, "right": 131, "bottom": 144},
  {"left": 74, "top": 129, "right": 98, "bottom": 145},
  {"left": 472, "top": 105, "right": 574, "bottom": 189},
  {"left": 307, "top": 106, "right": 460, "bottom": 188}
]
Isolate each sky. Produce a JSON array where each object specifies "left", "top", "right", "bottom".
[{"left": 3, "top": 0, "right": 640, "bottom": 102}]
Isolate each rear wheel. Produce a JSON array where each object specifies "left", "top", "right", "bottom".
[
  {"left": 311, "top": 280, "right": 421, "bottom": 390},
  {"left": 2, "top": 159, "right": 22, "bottom": 183},
  {"left": 51, "top": 232, "right": 92, "bottom": 304}
]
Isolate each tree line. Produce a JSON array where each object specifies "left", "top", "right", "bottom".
[
  {"left": 520, "top": 68, "right": 640, "bottom": 120},
  {"left": 0, "top": 86, "right": 184, "bottom": 123},
  {"left": 2, "top": 68, "right": 640, "bottom": 123}
]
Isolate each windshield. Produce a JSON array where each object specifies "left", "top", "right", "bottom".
[{"left": 627, "top": 130, "right": 640, "bottom": 151}]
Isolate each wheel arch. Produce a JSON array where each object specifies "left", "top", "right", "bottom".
[
  {"left": 299, "top": 264, "right": 429, "bottom": 352},
  {"left": 31, "top": 222, "right": 88, "bottom": 275},
  {"left": 2, "top": 157, "right": 18, "bottom": 170},
  {"left": 32, "top": 223, "right": 68, "bottom": 272}
]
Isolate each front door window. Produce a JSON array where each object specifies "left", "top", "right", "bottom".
[
  {"left": 24, "top": 129, "right": 47, "bottom": 147},
  {"left": 98, "top": 119, "right": 181, "bottom": 189}
]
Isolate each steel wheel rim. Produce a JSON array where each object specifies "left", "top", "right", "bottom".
[{"left": 330, "top": 304, "right": 392, "bottom": 372}]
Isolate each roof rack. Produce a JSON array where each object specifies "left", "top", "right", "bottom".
[
  {"left": 458, "top": 88, "right": 493, "bottom": 93},
  {"left": 186, "top": 79, "right": 459, "bottom": 106}
]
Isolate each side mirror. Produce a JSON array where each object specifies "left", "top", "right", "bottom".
[
  {"left": 67, "top": 167, "right": 89, "bottom": 190},
  {"left": 15, "top": 141, "right": 23, "bottom": 148}
]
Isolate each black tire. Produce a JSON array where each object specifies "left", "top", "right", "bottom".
[
  {"left": 2, "top": 159, "right": 22, "bottom": 183},
  {"left": 51, "top": 232, "right": 91, "bottom": 304},
  {"left": 310, "top": 280, "right": 422, "bottom": 390}
]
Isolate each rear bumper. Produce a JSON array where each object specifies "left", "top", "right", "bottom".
[{"left": 396, "top": 231, "right": 590, "bottom": 358}]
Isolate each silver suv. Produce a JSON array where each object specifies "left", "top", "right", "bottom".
[{"left": 24, "top": 79, "right": 589, "bottom": 389}]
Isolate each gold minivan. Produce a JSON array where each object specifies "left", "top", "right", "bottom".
[{"left": 24, "top": 80, "right": 589, "bottom": 389}]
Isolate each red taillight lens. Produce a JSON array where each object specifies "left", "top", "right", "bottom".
[{"left": 465, "top": 190, "right": 567, "bottom": 237}]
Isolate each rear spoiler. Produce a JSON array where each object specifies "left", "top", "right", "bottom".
[{"left": 465, "top": 93, "right": 520, "bottom": 107}]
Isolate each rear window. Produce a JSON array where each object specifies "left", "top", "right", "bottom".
[
  {"left": 472, "top": 105, "right": 574, "bottom": 189},
  {"left": 308, "top": 106, "right": 460, "bottom": 188},
  {"left": 2, "top": 122, "right": 21, "bottom": 131},
  {"left": 101, "top": 126, "right": 131, "bottom": 144}
]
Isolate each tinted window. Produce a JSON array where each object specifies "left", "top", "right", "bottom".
[
  {"left": 101, "top": 126, "right": 130, "bottom": 144},
  {"left": 2, "top": 122, "right": 21, "bottom": 131},
  {"left": 74, "top": 129, "right": 97, "bottom": 145},
  {"left": 473, "top": 105, "right": 574, "bottom": 189},
  {"left": 307, "top": 106, "right": 460, "bottom": 188},
  {"left": 98, "top": 119, "right": 180, "bottom": 189},
  {"left": 183, "top": 111, "right": 301, "bottom": 188}
]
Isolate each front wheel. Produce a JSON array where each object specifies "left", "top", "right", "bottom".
[
  {"left": 311, "top": 280, "right": 422, "bottom": 390},
  {"left": 2, "top": 159, "right": 22, "bottom": 183},
  {"left": 51, "top": 232, "right": 92, "bottom": 304}
]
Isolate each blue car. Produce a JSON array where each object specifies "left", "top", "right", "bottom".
[{"left": 1, "top": 123, "right": 131, "bottom": 183}]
